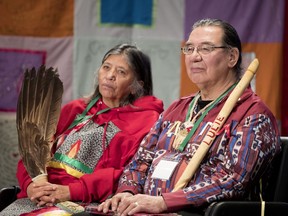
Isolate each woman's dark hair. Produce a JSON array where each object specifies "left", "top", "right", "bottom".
[
  {"left": 193, "top": 18, "right": 243, "bottom": 79},
  {"left": 89, "top": 44, "right": 153, "bottom": 106}
]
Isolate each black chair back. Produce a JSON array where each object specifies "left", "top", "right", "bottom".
[
  {"left": 0, "top": 186, "right": 20, "bottom": 212},
  {"left": 272, "top": 137, "right": 288, "bottom": 202},
  {"left": 204, "top": 136, "right": 288, "bottom": 216}
]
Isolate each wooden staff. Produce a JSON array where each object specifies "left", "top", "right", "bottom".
[{"left": 173, "top": 58, "right": 259, "bottom": 191}]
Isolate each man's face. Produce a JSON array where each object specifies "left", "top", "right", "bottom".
[{"left": 184, "top": 26, "right": 233, "bottom": 90}]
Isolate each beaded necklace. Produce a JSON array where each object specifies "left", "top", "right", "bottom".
[{"left": 173, "top": 83, "right": 237, "bottom": 151}]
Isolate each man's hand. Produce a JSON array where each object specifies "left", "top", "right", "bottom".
[
  {"left": 97, "top": 193, "right": 168, "bottom": 215},
  {"left": 97, "top": 192, "right": 133, "bottom": 213},
  {"left": 118, "top": 194, "right": 167, "bottom": 215}
]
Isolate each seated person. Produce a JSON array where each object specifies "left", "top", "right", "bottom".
[
  {"left": 97, "top": 19, "right": 281, "bottom": 215},
  {"left": 15, "top": 44, "right": 164, "bottom": 207}
]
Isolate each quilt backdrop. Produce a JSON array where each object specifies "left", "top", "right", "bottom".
[{"left": 0, "top": 0, "right": 286, "bottom": 188}]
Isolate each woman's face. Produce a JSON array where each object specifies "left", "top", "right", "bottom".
[{"left": 98, "top": 54, "right": 135, "bottom": 107}]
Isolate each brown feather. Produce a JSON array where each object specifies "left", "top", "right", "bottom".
[{"left": 16, "top": 65, "right": 63, "bottom": 179}]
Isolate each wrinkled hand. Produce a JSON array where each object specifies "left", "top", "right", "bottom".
[
  {"left": 98, "top": 193, "right": 167, "bottom": 215},
  {"left": 27, "top": 182, "right": 70, "bottom": 207},
  {"left": 97, "top": 192, "right": 133, "bottom": 214},
  {"left": 27, "top": 182, "right": 55, "bottom": 205}
]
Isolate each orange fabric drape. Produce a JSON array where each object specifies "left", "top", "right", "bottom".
[{"left": 0, "top": 0, "right": 73, "bottom": 37}]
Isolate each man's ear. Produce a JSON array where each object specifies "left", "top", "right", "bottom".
[{"left": 228, "top": 47, "right": 239, "bottom": 68}]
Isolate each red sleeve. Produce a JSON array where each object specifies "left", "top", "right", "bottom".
[
  {"left": 162, "top": 191, "right": 190, "bottom": 212},
  {"left": 69, "top": 168, "right": 124, "bottom": 202},
  {"left": 16, "top": 159, "right": 32, "bottom": 198}
]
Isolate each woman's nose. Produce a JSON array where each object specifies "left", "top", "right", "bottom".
[{"left": 106, "top": 69, "right": 116, "bottom": 80}]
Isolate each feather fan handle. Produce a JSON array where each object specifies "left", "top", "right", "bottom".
[{"left": 17, "top": 65, "right": 63, "bottom": 182}]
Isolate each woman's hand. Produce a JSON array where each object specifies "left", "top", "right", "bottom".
[
  {"left": 38, "top": 184, "right": 71, "bottom": 207},
  {"left": 27, "top": 182, "right": 70, "bottom": 207},
  {"left": 27, "top": 182, "right": 56, "bottom": 205}
]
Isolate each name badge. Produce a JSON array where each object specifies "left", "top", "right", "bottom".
[{"left": 151, "top": 159, "right": 179, "bottom": 180}]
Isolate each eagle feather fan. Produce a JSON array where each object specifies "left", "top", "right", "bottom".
[{"left": 17, "top": 65, "right": 63, "bottom": 182}]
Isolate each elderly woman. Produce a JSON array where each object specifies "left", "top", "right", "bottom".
[
  {"left": 98, "top": 19, "right": 280, "bottom": 215},
  {"left": 15, "top": 44, "right": 164, "bottom": 208}
]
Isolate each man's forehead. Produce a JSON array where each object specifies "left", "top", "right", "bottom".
[{"left": 188, "top": 26, "right": 223, "bottom": 43}]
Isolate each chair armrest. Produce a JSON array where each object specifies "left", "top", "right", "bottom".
[
  {"left": 0, "top": 186, "right": 20, "bottom": 211},
  {"left": 204, "top": 201, "right": 288, "bottom": 216}
]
